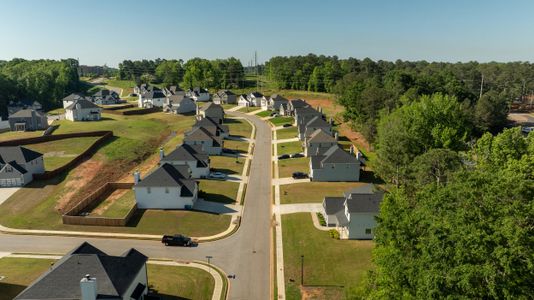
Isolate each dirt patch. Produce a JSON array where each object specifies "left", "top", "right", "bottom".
[
  {"left": 117, "top": 153, "right": 160, "bottom": 183},
  {"left": 300, "top": 286, "right": 342, "bottom": 300},
  {"left": 55, "top": 158, "right": 104, "bottom": 211},
  {"left": 339, "top": 122, "right": 371, "bottom": 153},
  {"left": 43, "top": 151, "right": 76, "bottom": 157},
  {"left": 91, "top": 188, "right": 129, "bottom": 215}
]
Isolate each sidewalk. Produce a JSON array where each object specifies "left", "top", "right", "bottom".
[
  {"left": 272, "top": 177, "right": 311, "bottom": 185},
  {"left": 273, "top": 137, "right": 299, "bottom": 144},
  {"left": 276, "top": 203, "right": 322, "bottom": 215}
]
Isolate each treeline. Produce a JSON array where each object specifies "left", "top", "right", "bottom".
[
  {"left": 0, "top": 59, "right": 80, "bottom": 116},
  {"left": 118, "top": 57, "right": 245, "bottom": 89}
]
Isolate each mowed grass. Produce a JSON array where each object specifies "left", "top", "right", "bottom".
[
  {"left": 199, "top": 180, "right": 240, "bottom": 204},
  {"left": 0, "top": 130, "right": 43, "bottom": 142},
  {"left": 270, "top": 116, "right": 294, "bottom": 126},
  {"left": 277, "top": 141, "right": 303, "bottom": 156},
  {"left": 276, "top": 127, "right": 298, "bottom": 140},
  {"left": 148, "top": 264, "right": 215, "bottom": 300},
  {"left": 278, "top": 157, "right": 309, "bottom": 178},
  {"left": 210, "top": 155, "right": 245, "bottom": 175},
  {"left": 224, "top": 140, "right": 249, "bottom": 154},
  {"left": 105, "top": 79, "right": 136, "bottom": 96},
  {"left": 226, "top": 118, "right": 252, "bottom": 138},
  {"left": 25, "top": 136, "right": 101, "bottom": 170},
  {"left": 256, "top": 110, "right": 272, "bottom": 117},
  {"left": 0, "top": 257, "right": 56, "bottom": 300},
  {"left": 91, "top": 189, "right": 135, "bottom": 218},
  {"left": 238, "top": 106, "right": 261, "bottom": 113},
  {"left": 283, "top": 213, "right": 373, "bottom": 300},
  {"left": 280, "top": 182, "right": 366, "bottom": 204}
]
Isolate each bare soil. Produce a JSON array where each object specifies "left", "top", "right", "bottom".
[{"left": 56, "top": 158, "right": 104, "bottom": 211}]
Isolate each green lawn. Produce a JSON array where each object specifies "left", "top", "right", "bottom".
[
  {"left": 224, "top": 140, "right": 249, "bottom": 154},
  {"left": 256, "top": 110, "right": 272, "bottom": 117},
  {"left": 210, "top": 155, "right": 245, "bottom": 175},
  {"left": 238, "top": 106, "right": 261, "bottom": 113},
  {"left": 277, "top": 141, "right": 303, "bottom": 156},
  {"left": 0, "top": 130, "right": 43, "bottom": 142},
  {"left": 278, "top": 157, "right": 309, "bottom": 178},
  {"left": 199, "top": 180, "right": 240, "bottom": 204},
  {"left": 270, "top": 116, "right": 294, "bottom": 126},
  {"left": 25, "top": 136, "right": 101, "bottom": 170},
  {"left": 280, "top": 182, "right": 366, "bottom": 204},
  {"left": 226, "top": 118, "right": 252, "bottom": 138},
  {"left": 283, "top": 213, "right": 374, "bottom": 300},
  {"left": 89, "top": 189, "right": 135, "bottom": 218},
  {"left": 222, "top": 104, "right": 236, "bottom": 110},
  {"left": 105, "top": 79, "right": 136, "bottom": 97},
  {"left": 148, "top": 264, "right": 215, "bottom": 300},
  {"left": 0, "top": 257, "right": 56, "bottom": 300},
  {"left": 276, "top": 127, "right": 298, "bottom": 140}
]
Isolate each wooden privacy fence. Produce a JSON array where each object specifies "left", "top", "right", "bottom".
[
  {"left": 102, "top": 104, "right": 135, "bottom": 111},
  {"left": 62, "top": 182, "right": 136, "bottom": 226},
  {"left": 104, "top": 107, "right": 161, "bottom": 116}
]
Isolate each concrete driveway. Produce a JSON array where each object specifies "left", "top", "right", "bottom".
[
  {"left": 276, "top": 203, "right": 323, "bottom": 215},
  {"left": 273, "top": 177, "right": 311, "bottom": 185},
  {"left": 0, "top": 188, "right": 20, "bottom": 206}
]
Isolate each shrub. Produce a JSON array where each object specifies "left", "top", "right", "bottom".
[
  {"left": 329, "top": 229, "right": 340, "bottom": 239},
  {"left": 316, "top": 213, "right": 326, "bottom": 226}
]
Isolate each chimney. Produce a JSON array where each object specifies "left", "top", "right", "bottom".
[
  {"left": 134, "top": 170, "right": 141, "bottom": 184},
  {"left": 356, "top": 151, "right": 362, "bottom": 160},
  {"left": 196, "top": 103, "right": 199, "bottom": 115},
  {"left": 334, "top": 132, "right": 339, "bottom": 141},
  {"left": 80, "top": 274, "right": 97, "bottom": 300},
  {"left": 159, "top": 147, "right": 164, "bottom": 160},
  {"left": 349, "top": 145, "right": 354, "bottom": 155}
]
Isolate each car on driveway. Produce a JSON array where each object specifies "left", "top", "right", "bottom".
[
  {"left": 162, "top": 234, "right": 194, "bottom": 247},
  {"left": 278, "top": 154, "right": 290, "bottom": 160},
  {"left": 292, "top": 172, "right": 308, "bottom": 179},
  {"left": 290, "top": 153, "right": 304, "bottom": 158},
  {"left": 210, "top": 172, "right": 228, "bottom": 179},
  {"left": 282, "top": 123, "right": 292, "bottom": 128},
  {"left": 271, "top": 112, "right": 279, "bottom": 117}
]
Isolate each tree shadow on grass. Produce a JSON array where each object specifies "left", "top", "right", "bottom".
[
  {"left": 198, "top": 191, "right": 235, "bottom": 204},
  {"left": 359, "top": 170, "right": 385, "bottom": 185},
  {"left": 0, "top": 282, "right": 28, "bottom": 300}
]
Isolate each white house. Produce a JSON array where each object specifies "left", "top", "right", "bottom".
[
  {"left": 238, "top": 94, "right": 251, "bottom": 106},
  {"left": 138, "top": 90, "right": 166, "bottom": 108},
  {"left": 305, "top": 129, "right": 337, "bottom": 157},
  {"left": 198, "top": 102, "right": 225, "bottom": 121},
  {"left": 248, "top": 91, "right": 264, "bottom": 107},
  {"left": 62, "top": 93, "right": 87, "bottom": 108},
  {"left": 310, "top": 145, "right": 360, "bottom": 182},
  {"left": 267, "top": 94, "right": 288, "bottom": 111},
  {"left": 159, "top": 144, "right": 210, "bottom": 178},
  {"left": 183, "top": 127, "right": 223, "bottom": 155},
  {"left": 0, "top": 146, "right": 45, "bottom": 187},
  {"left": 187, "top": 87, "right": 210, "bottom": 102},
  {"left": 322, "top": 184, "right": 384, "bottom": 239},
  {"left": 65, "top": 99, "right": 102, "bottom": 122},
  {"left": 134, "top": 163, "right": 198, "bottom": 209},
  {"left": 166, "top": 95, "right": 196, "bottom": 114},
  {"left": 213, "top": 90, "right": 237, "bottom": 104}
]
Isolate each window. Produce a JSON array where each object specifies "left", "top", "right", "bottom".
[
  {"left": 365, "top": 228, "right": 372, "bottom": 235},
  {"left": 147, "top": 187, "right": 151, "bottom": 194}
]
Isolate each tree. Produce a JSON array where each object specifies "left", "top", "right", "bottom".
[
  {"left": 155, "top": 60, "right": 183, "bottom": 86},
  {"left": 409, "top": 148, "right": 462, "bottom": 186},
  {"left": 475, "top": 90, "right": 509, "bottom": 133}
]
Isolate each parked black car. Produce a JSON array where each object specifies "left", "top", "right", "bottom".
[
  {"left": 282, "top": 123, "right": 292, "bottom": 128},
  {"left": 292, "top": 172, "right": 308, "bottom": 179},
  {"left": 270, "top": 112, "right": 278, "bottom": 117},
  {"left": 278, "top": 154, "right": 290, "bottom": 160},
  {"left": 162, "top": 234, "right": 194, "bottom": 247},
  {"left": 290, "top": 153, "right": 304, "bottom": 158}
]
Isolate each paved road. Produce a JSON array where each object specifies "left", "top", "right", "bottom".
[{"left": 0, "top": 111, "right": 273, "bottom": 300}]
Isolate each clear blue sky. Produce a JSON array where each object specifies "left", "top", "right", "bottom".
[{"left": 1, "top": 0, "right": 533, "bottom": 67}]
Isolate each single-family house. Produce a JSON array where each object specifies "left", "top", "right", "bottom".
[
  {"left": 138, "top": 90, "right": 166, "bottom": 108},
  {"left": 192, "top": 116, "right": 229, "bottom": 138},
  {"left": 159, "top": 144, "right": 210, "bottom": 178},
  {"left": 322, "top": 184, "right": 384, "bottom": 239},
  {"left": 0, "top": 146, "right": 45, "bottom": 187},
  {"left": 134, "top": 163, "right": 198, "bottom": 209},
  {"left": 133, "top": 83, "right": 148, "bottom": 95},
  {"left": 286, "top": 99, "right": 309, "bottom": 115},
  {"left": 238, "top": 94, "right": 251, "bottom": 106},
  {"left": 266, "top": 94, "right": 288, "bottom": 111},
  {"left": 294, "top": 106, "right": 323, "bottom": 125},
  {"left": 92, "top": 89, "right": 120, "bottom": 105},
  {"left": 310, "top": 145, "right": 360, "bottom": 182},
  {"left": 65, "top": 99, "right": 102, "bottom": 122},
  {"left": 8, "top": 109, "right": 48, "bottom": 131},
  {"left": 213, "top": 90, "right": 237, "bottom": 104},
  {"left": 14, "top": 242, "right": 149, "bottom": 300},
  {"left": 198, "top": 102, "right": 225, "bottom": 121},
  {"left": 166, "top": 95, "right": 196, "bottom": 114},
  {"left": 187, "top": 87, "right": 210, "bottom": 102},
  {"left": 298, "top": 115, "right": 332, "bottom": 141},
  {"left": 305, "top": 129, "right": 337, "bottom": 157},
  {"left": 183, "top": 126, "right": 223, "bottom": 155},
  {"left": 248, "top": 92, "right": 264, "bottom": 107},
  {"left": 7, "top": 99, "right": 43, "bottom": 116},
  {"left": 164, "top": 85, "right": 185, "bottom": 97},
  {"left": 62, "top": 93, "right": 88, "bottom": 108}
]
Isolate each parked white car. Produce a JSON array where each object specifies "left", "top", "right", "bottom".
[{"left": 209, "top": 172, "right": 227, "bottom": 179}]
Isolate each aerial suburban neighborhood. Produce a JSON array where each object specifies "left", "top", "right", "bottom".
[{"left": 0, "top": 1, "right": 533, "bottom": 300}]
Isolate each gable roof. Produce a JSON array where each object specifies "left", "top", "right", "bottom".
[
  {"left": 295, "top": 106, "right": 322, "bottom": 117},
  {"left": 193, "top": 117, "right": 229, "bottom": 134},
  {"left": 9, "top": 109, "right": 46, "bottom": 119},
  {"left": 249, "top": 91, "right": 263, "bottom": 98},
  {"left": 169, "top": 95, "right": 193, "bottom": 103},
  {"left": 289, "top": 99, "right": 309, "bottom": 109},
  {"left": 323, "top": 197, "right": 345, "bottom": 215},
  {"left": 62, "top": 93, "right": 87, "bottom": 102},
  {"left": 200, "top": 102, "right": 224, "bottom": 115},
  {"left": 311, "top": 145, "right": 359, "bottom": 169},
  {"left": 345, "top": 188, "right": 384, "bottom": 213},
  {"left": 161, "top": 144, "right": 209, "bottom": 167},
  {"left": 307, "top": 129, "right": 336, "bottom": 144},
  {"left": 65, "top": 99, "right": 101, "bottom": 110},
  {"left": 299, "top": 116, "right": 331, "bottom": 135},
  {"left": 217, "top": 89, "right": 235, "bottom": 96},
  {"left": 142, "top": 90, "right": 166, "bottom": 99},
  {"left": 184, "top": 127, "right": 222, "bottom": 146},
  {"left": 136, "top": 163, "right": 193, "bottom": 188},
  {"left": 0, "top": 146, "right": 43, "bottom": 165},
  {"left": 14, "top": 242, "right": 147, "bottom": 300},
  {"left": 270, "top": 94, "right": 288, "bottom": 102}
]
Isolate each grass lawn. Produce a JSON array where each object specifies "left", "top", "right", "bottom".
[
  {"left": 0, "top": 257, "right": 56, "bottom": 300},
  {"left": 105, "top": 79, "right": 136, "bottom": 97},
  {"left": 276, "top": 127, "right": 298, "bottom": 140},
  {"left": 199, "top": 180, "right": 240, "bottom": 204},
  {"left": 226, "top": 118, "right": 252, "bottom": 138},
  {"left": 47, "top": 108, "right": 66, "bottom": 115},
  {"left": 224, "top": 140, "right": 249, "bottom": 154},
  {"left": 283, "top": 213, "right": 374, "bottom": 300},
  {"left": 280, "top": 182, "right": 366, "bottom": 204},
  {"left": 0, "top": 130, "right": 43, "bottom": 142},
  {"left": 277, "top": 141, "right": 303, "bottom": 156},
  {"left": 278, "top": 157, "right": 309, "bottom": 178},
  {"left": 148, "top": 264, "right": 215, "bottom": 300},
  {"left": 270, "top": 116, "right": 294, "bottom": 126},
  {"left": 90, "top": 189, "right": 135, "bottom": 218},
  {"left": 238, "top": 106, "right": 261, "bottom": 113},
  {"left": 222, "top": 104, "right": 236, "bottom": 110},
  {"left": 210, "top": 155, "right": 245, "bottom": 175},
  {"left": 25, "top": 136, "right": 101, "bottom": 170},
  {"left": 256, "top": 110, "right": 272, "bottom": 117}
]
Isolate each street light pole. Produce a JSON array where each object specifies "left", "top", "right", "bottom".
[
  {"left": 301, "top": 255, "right": 304, "bottom": 286},
  {"left": 206, "top": 255, "right": 213, "bottom": 275}
]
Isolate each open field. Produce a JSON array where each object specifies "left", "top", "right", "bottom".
[
  {"left": 280, "top": 182, "right": 366, "bottom": 204},
  {"left": 270, "top": 116, "right": 294, "bottom": 126},
  {"left": 0, "top": 130, "right": 43, "bottom": 142},
  {"left": 0, "top": 257, "right": 56, "bottom": 300},
  {"left": 276, "top": 126, "right": 298, "bottom": 140},
  {"left": 277, "top": 141, "right": 303, "bottom": 156},
  {"left": 210, "top": 155, "right": 245, "bottom": 175},
  {"left": 278, "top": 157, "right": 309, "bottom": 178},
  {"left": 226, "top": 118, "right": 253, "bottom": 138},
  {"left": 238, "top": 106, "right": 261, "bottom": 113},
  {"left": 283, "top": 213, "right": 374, "bottom": 300},
  {"left": 105, "top": 79, "right": 136, "bottom": 96},
  {"left": 25, "top": 136, "right": 101, "bottom": 170},
  {"left": 89, "top": 189, "right": 135, "bottom": 218},
  {"left": 199, "top": 180, "right": 240, "bottom": 204}
]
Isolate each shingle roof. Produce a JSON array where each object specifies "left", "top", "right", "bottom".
[
  {"left": 250, "top": 91, "right": 263, "bottom": 98},
  {"left": 142, "top": 90, "right": 166, "bottom": 99},
  {"left": 310, "top": 145, "right": 359, "bottom": 169},
  {"left": 0, "top": 146, "right": 43, "bottom": 165},
  {"left": 62, "top": 93, "right": 87, "bottom": 102},
  {"left": 307, "top": 129, "right": 336, "bottom": 144},
  {"left": 14, "top": 242, "right": 147, "bottom": 300},
  {"left": 136, "top": 163, "right": 192, "bottom": 188},
  {"left": 8, "top": 109, "right": 45, "bottom": 119},
  {"left": 295, "top": 106, "right": 321, "bottom": 116},
  {"left": 168, "top": 95, "right": 192, "bottom": 103},
  {"left": 270, "top": 94, "right": 287, "bottom": 102},
  {"left": 345, "top": 190, "right": 384, "bottom": 213},
  {"left": 161, "top": 144, "right": 209, "bottom": 168},
  {"left": 323, "top": 197, "right": 345, "bottom": 215},
  {"left": 193, "top": 117, "right": 229, "bottom": 135},
  {"left": 200, "top": 102, "right": 224, "bottom": 114},
  {"left": 299, "top": 116, "right": 331, "bottom": 135},
  {"left": 65, "top": 99, "right": 101, "bottom": 110},
  {"left": 289, "top": 99, "right": 309, "bottom": 109}
]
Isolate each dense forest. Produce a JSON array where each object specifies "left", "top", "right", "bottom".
[
  {"left": 118, "top": 57, "right": 245, "bottom": 89},
  {"left": 0, "top": 59, "right": 80, "bottom": 117}
]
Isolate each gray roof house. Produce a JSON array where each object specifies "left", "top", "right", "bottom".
[
  {"left": 164, "top": 85, "right": 185, "bottom": 97},
  {"left": 192, "top": 117, "right": 229, "bottom": 138},
  {"left": 198, "top": 102, "right": 225, "bottom": 121},
  {"left": 165, "top": 95, "right": 196, "bottom": 114},
  {"left": 92, "top": 89, "right": 120, "bottom": 105},
  {"left": 238, "top": 94, "right": 251, "bottom": 107},
  {"left": 213, "top": 90, "right": 237, "bottom": 105},
  {"left": 138, "top": 90, "right": 166, "bottom": 108},
  {"left": 265, "top": 94, "right": 288, "bottom": 111},
  {"left": 322, "top": 184, "right": 384, "bottom": 239},
  {"left": 14, "top": 242, "right": 149, "bottom": 300},
  {"left": 134, "top": 163, "right": 198, "bottom": 209},
  {"left": 286, "top": 99, "right": 309, "bottom": 115},
  {"left": 305, "top": 129, "right": 337, "bottom": 157},
  {"left": 247, "top": 91, "right": 264, "bottom": 107},
  {"left": 65, "top": 99, "right": 102, "bottom": 122},
  {"left": 294, "top": 106, "right": 323, "bottom": 126},
  {"left": 160, "top": 144, "right": 210, "bottom": 179},
  {"left": 298, "top": 115, "right": 332, "bottom": 141},
  {"left": 7, "top": 99, "right": 43, "bottom": 116},
  {"left": 8, "top": 109, "right": 48, "bottom": 131},
  {"left": 0, "top": 146, "right": 45, "bottom": 187},
  {"left": 310, "top": 144, "right": 360, "bottom": 182},
  {"left": 63, "top": 93, "right": 89, "bottom": 108},
  {"left": 186, "top": 87, "right": 210, "bottom": 102},
  {"left": 183, "top": 126, "right": 223, "bottom": 155}
]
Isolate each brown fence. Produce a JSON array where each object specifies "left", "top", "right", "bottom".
[
  {"left": 0, "top": 130, "right": 112, "bottom": 146},
  {"left": 102, "top": 104, "right": 135, "bottom": 111},
  {"left": 105, "top": 107, "right": 161, "bottom": 116},
  {"left": 62, "top": 182, "right": 136, "bottom": 226}
]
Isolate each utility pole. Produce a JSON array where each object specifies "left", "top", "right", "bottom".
[
  {"left": 255, "top": 50, "right": 258, "bottom": 90},
  {"left": 479, "top": 74, "right": 484, "bottom": 99}
]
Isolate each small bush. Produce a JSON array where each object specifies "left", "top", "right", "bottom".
[
  {"left": 317, "top": 213, "right": 326, "bottom": 226},
  {"left": 329, "top": 229, "right": 340, "bottom": 239}
]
